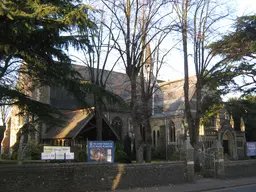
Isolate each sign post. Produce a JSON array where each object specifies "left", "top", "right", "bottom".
[{"left": 87, "top": 141, "right": 114, "bottom": 163}]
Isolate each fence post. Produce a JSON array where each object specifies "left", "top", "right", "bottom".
[
  {"left": 211, "top": 140, "right": 225, "bottom": 179},
  {"left": 180, "top": 140, "right": 194, "bottom": 182}
]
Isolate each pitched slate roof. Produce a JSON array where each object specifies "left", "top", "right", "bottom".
[
  {"left": 73, "top": 65, "right": 131, "bottom": 101},
  {"left": 48, "top": 64, "right": 197, "bottom": 120},
  {"left": 152, "top": 75, "right": 197, "bottom": 118},
  {"left": 49, "top": 65, "right": 131, "bottom": 110}
]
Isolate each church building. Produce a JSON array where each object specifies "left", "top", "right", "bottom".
[{"left": 1, "top": 63, "right": 247, "bottom": 160}]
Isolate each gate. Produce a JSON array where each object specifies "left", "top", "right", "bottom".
[{"left": 199, "top": 148, "right": 216, "bottom": 177}]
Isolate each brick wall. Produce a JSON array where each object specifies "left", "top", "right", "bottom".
[
  {"left": 225, "top": 160, "right": 256, "bottom": 178},
  {"left": 0, "top": 162, "right": 185, "bottom": 192}
]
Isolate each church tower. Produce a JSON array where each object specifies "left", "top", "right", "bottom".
[{"left": 144, "top": 43, "right": 154, "bottom": 82}]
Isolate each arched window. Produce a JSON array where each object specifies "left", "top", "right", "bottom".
[
  {"left": 53, "top": 140, "right": 57, "bottom": 146},
  {"left": 234, "top": 117, "right": 241, "bottom": 131},
  {"left": 157, "top": 130, "right": 160, "bottom": 138},
  {"left": 128, "top": 118, "right": 133, "bottom": 133},
  {"left": 210, "top": 116, "right": 215, "bottom": 127},
  {"left": 224, "top": 112, "right": 230, "bottom": 120},
  {"left": 112, "top": 116, "right": 122, "bottom": 137},
  {"left": 140, "top": 123, "right": 146, "bottom": 142},
  {"left": 153, "top": 130, "right": 156, "bottom": 147},
  {"left": 169, "top": 121, "right": 176, "bottom": 143},
  {"left": 65, "top": 139, "right": 70, "bottom": 146}
]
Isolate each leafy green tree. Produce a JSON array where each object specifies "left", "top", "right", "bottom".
[
  {"left": 0, "top": 0, "right": 96, "bottom": 120},
  {"left": 226, "top": 96, "right": 256, "bottom": 141},
  {"left": 210, "top": 15, "right": 256, "bottom": 94}
]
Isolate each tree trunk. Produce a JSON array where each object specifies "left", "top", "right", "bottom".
[
  {"left": 96, "top": 110, "right": 102, "bottom": 141},
  {"left": 134, "top": 122, "right": 144, "bottom": 163},
  {"left": 193, "top": 79, "right": 202, "bottom": 172},
  {"left": 130, "top": 75, "right": 144, "bottom": 163},
  {"left": 95, "top": 98, "right": 103, "bottom": 141},
  {"left": 145, "top": 117, "right": 152, "bottom": 163},
  {"left": 182, "top": 0, "right": 194, "bottom": 143},
  {"left": 18, "top": 133, "right": 24, "bottom": 162}
]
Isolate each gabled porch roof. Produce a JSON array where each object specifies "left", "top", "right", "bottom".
[{"left": 42, "top": 108, "right": 120, "bottom": 140}]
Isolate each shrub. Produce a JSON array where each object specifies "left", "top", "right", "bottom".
[
  {"left": 123, "top": 135, "right": 132, "bottom": 158},
  {"left": 151, "top": 148, "right": 158, "bottom": 159},
  {"left": 115, "top": 149, "right": 131, "bottom": 163},
  {"left": 11, "top": 152, "right": 18, "bottom": 160},
  {"left": 115, "top": 141, "right": 131, "bottom": 163},
  {"left": 23, "top": 140, "right": 41, "bottom": 160},
  {"left": 151, "top": 148, "right": 165, "bottom": 160},
  {"left": 1, "top": 152, "right": 10, "bottom": 160},
  {"left": 115, "top": 141, "right": 123, "bottom": 151},
  {"left": 169, "top": 150, "right": 180, "bottom": 161},
  {"left": 76, "top": 150, "right": 87, "bottom": 162}
]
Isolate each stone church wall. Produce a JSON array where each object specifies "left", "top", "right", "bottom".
[{"left": 104, "top": 111, "right": 130, "bottom": 140}]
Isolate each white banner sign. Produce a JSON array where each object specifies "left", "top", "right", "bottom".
[
  {"left": 65, "top": 152, "right": 74, "bottom": 160},
  {"left": 55, "top": 152, "right": 65, "bottom": 160},
  {"left": 41, "top": 146, "right": 74, "bottom": 160},
  {"left": 43, "top": 146, "right": 70, "bottom": 153},
  {"left": 41, "top": 153, "right": 50, "bottom": 160},
  {"left": 50, "top": 153, "right": 56, "bottom": 160}
]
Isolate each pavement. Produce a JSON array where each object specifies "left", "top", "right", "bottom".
[{"left": 113, "top": 177, "right": 256, "bottom": 192}]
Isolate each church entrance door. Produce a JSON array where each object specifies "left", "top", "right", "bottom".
[
  {"left": 223, "top": 140, "right": 229, "bottom": 155},
  {"left": 222, "top": 131, "right": 233, "bottom": 158}
]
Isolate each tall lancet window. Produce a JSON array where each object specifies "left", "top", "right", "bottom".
[
  {"left": 112, "top": 117, "right": 122, "bottom": 138},
  {"left": 169, "top": 120, "right": 176, "bottom": 143}
]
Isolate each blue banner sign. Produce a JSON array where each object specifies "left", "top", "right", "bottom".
[
  {"left": 247, "top": 142, "right": 256, "bottom": 156},
  {"left": 87, "top": 141, "right": 114, "bottom": 163}
]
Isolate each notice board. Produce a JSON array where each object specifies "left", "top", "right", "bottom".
[
  {"left": 87, "top": 141, "right": 114, "bottom": 163},
  {"left": 247, "top": 142, "right": 256, "bottom": 156}
]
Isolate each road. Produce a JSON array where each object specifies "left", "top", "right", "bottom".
[
  {"left": 114, "top": 177, "right": 256, "bottom": 192},
  {"left": 206, "top": 183, "right": 256, "bottom": 192}
]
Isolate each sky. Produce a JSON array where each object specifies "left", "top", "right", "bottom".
[
  {"left": 70, "top": 0, "right": 256, "bottom": 82},
  {"left": 237, "top": 0, "right": 256, "bottom": 16},
  {"left": 157, "top": 0, "right": 256, "bottom": 82}
]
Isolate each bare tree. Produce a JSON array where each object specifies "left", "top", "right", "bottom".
[
  {"left": 0, "top": 101, "right": 10, "bottom": 127},
  {"left": 102, "top": 0, "right": 174, "bottom": 163},
  {"left": 174, "top": 0, "right": 192, "bottom": 142},
  {"left": 139, "top": 41, "right": 175, "bottom": 162},
  {"left": 175, "top": 0, "right": 234, "bottom": 170},
  {"left": 72, "top": 3, "right": 123, "bottom": 140}
]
